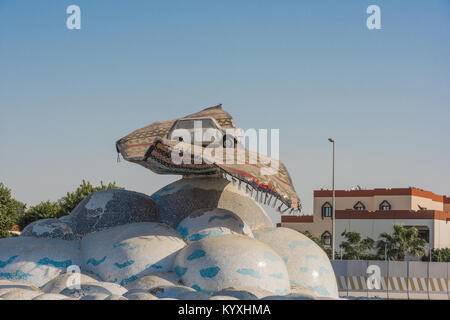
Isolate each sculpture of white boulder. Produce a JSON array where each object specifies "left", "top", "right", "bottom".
[
  {"left": 125, "top": 292, "right": 158, "bottom": 300},
  {"left": 151, "top": 177, "right": 273, "bottom": 229},
  {"left": 59, "top": 281, "right": 127, "bottom": 298},
  {"left": 80, "top": 293, "right": 110, "bottom": 300},
  {"left": 123, "top": 272, "right": 181, "bottom": 291},
  {"left": 104, "top": 294, "right": 128, "bottom": 300},
  {"left": 81, "top": 222, "right": 186, "bottom": 286},
  {"left": 0, "top": 279, "right": 40, "bottom": 292},
  {"left": 253, "top": 227, "right": 339, "bottom": 298},
  {"left": 174, "top": 234, "right": 290, "bottom": 295},
  {"left": 262, "top": 293, "right": 317, "bottom": 300},
  {"left": 40, "top": 273, "right": 100, "bottom": 294},
  {"left": 212, "top": 286, "right": 273, "bottom": 300},
  {"left": 0, "top": 237, "right": 81, "bottom": 287},
  {"left": 176, "top": 208, "right": 253, "bottom": 243},
  {"left": 0, "top": 287, "right": 42, "bottom": 300},
  {"left": 70, "top": 189, "right": 158, "bottom": 236},
  {"left": 208, "top": 295, "right": 239, "bottom": 300},
  {"left": 32, "top": 293, "right": 69, "bottom": 300},
  {"left": 21, "top": 218, "right": 77, "bottom": 241},
  {"left": 149, "top": 285, "right": 210, "bottom": 300}
]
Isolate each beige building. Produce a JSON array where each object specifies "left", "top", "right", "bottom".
[{"left": 281, "top": 188, "right": 450, "bottom": 249}]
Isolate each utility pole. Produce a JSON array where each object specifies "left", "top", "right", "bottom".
[
  {"left": 328, "top": 138, "right": 336, "bottom": 260},
  {"left": 385, "top": 243, "right": 387, "bottom": 261}
]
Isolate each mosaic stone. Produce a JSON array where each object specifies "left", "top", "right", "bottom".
[
  {"left": 0, "top": 237, "right": 81, "bottom": 287},
  {"left": 81, "top": 222, "right": 186, "bottom": 286},
  {"left": 173, "top": 234, "right": 290, "bottom": 295},
  {"left": 21, "top": 218, "right": 78, "bottom": 241},
  {"left": 253, "top": 227, "right": 339, "bottom": 298},
  {"left": 176, "top": 208, "right": 253, "bottom": 243},
  {"left": 123, "top": 272, "right": 182, "bottom": 291},
  {"left": 151, "top": 177, "right": 273, "bottom": 229},
  {"left": 70, "top": 189, "right": 158, "bottom": 236}
]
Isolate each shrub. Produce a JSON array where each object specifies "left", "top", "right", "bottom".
[
  {"left": 0, "top": 182, "right": 23, "bottom": 238},
  {"left": 17, "top": 200, "right": 61, "bottom": 230},
  {"left": 376, "top": 224, "right": 426, "bottom": 261},
  {"left": 339, "top": 230, "right": 375, "bottom": 260},
  {"left": 57, "top": 180, "right": 123, "bottom": 217},
  {"left": 421, "top": 248, "right": 450, "bottom": 262},
  {"left": 16, "top": 180, "right": 124, "bottom": 230}
]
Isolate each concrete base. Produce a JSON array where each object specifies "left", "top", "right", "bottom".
[
  {"left": 368, "top": 291, "right": 388, "bottom": 299},
  {"left": 346, "top": 291, "right": 368, "bottom": 298},
  {"left": 408, "top": 293, "right": 429, "bottom": 299}
]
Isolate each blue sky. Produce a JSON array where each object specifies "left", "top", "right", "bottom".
[{"left": 1, "top": 1, "right": 449, "bottom": 222}]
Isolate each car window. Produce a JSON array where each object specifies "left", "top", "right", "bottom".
[
  {"left": 201, "top": 119, "right": 217, "bottom": 128},
  {"left": 175, "top": 119, "right": 217, "bottom": 129}
]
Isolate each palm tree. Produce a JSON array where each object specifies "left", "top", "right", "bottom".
[
  {"left": 339, "top": 230, "right": 375, "bottom": 260},
  {"left": 376, "top": 224, "right": 426, "bottom": 261}
]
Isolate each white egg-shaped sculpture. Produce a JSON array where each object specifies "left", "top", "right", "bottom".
[
  {"left": 173, "top": 234, "right": 290, "bottom": 295},
  {"left": 176, "top": 208, "right": 253, "bottom": 243},
  {"left": 81, "top": 222, "right": 186, "bottom": 286},
  {"left": 0, "top": 237, "right": 81, "bottom": 287},
  {"left": 253, "top": 227, "right": 338, "bottom": 298}
]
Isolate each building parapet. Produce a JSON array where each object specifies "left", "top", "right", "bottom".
[
  {"left": 281, "top": 210, "right": 450, "bottom": 223},
  {"left": 336, "top": 210, "right": 450, "bottom": 221},
  {"left": 281, "top": 216, "right": 313, "bottom": 223},
  {"left": 314, "top": 187, "right": 447, "bottom": 203}
]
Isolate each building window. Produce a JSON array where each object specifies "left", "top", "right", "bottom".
[
  {"left": 321, "top": 202, "right": 332, "bottom": 218},
  {"left": 418, "top": 229, "right": 430, "bottom": 243},
  {"left": 321, "top": 231, "right": 331, "bottom": 246},
  {"left": 416, "top": 227, "right": 430, "bottom": 243},
  {"left": 379, "top": 200, "right": 391, "bottom": 211},
  {"left": 353, "top": 201, "right": 366, "bottom": 211},
  {"left": 405, "top": 226, "right": 429, "bottom": 243}
]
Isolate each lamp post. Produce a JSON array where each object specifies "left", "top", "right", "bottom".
[
  {"left": 385, "top": 243, "right": 387, "bottom": 261},
  {"left": 328, "top": 138, "right": 336, "bottom": 260}
]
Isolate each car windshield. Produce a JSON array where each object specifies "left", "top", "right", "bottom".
[{"left": 175, "top": 119, "right": 218, "bottom": 130}]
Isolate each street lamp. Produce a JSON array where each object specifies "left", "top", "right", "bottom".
[
  {"left": 328, "top": 138, "right": 336, "bottom": 260},
  {"left": 385, "top": 242, "right": 387, "bottom": 261}
]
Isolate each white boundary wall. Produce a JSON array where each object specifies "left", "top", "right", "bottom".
[{"left": 331, "top": 260, "right": 449, "bottom": 300}]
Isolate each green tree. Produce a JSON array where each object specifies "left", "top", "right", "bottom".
[
  {"left": 339, "top": 230, "right": 375, "bottom": 260},
  {"left": 57, "top": 180, "right": 123, "bottom": 217},
  {"left": 376, "top": 224, "right": 426, "bottom": 261},
  {"left": 0, "top": 182, "right": 24, "bottom": 238},
  {"left": 16, "top": 180, "right": 124, "bottom": 229},
  {"left": 17, "top": 201, "right": 61, "bottom": 230},
  {"left": 0, "top": 207, "right": 15, "bottom": 238},
  {"left": 421, "top": 248, "right": 450, "bottom": 262}
]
